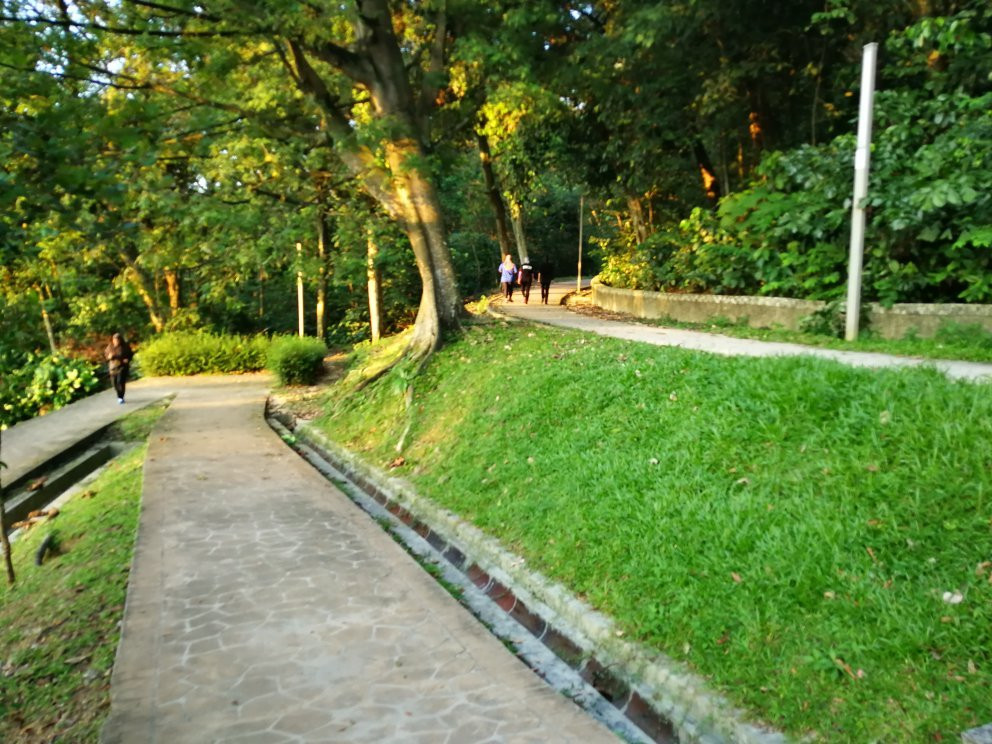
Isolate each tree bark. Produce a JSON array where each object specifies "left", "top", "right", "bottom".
[
  {"left": 627, "top": 196, "right": 651, "bottom": 244},
  {"left": 118, "top": 247, "right": 165, "bottom": 333},
  {"left": 0, "top": 446, "right": 15, "bottom": 584},
  {"left": 36, "top": 287, "right": 58, "bottom": 354},
  {"left": 508, "top": 196, "right": 529, "bottom": 263},
  {"left": 163, "top": 269, "right": 180, "bottom": 318},
  {"left": 367, "top": 227, "right": 383, "bottom": 344},
  {"left": 477, "top": 132, "right": 514, "bottom": 260},
  {"left": 693, "top": 138, "right": 722, "bottom": 202},
  {"left": 316, "top": 213, "right": 329, "bottom": 340}
]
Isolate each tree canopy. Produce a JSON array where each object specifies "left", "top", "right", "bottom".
[{"left": 2, "top": 0, "right": 990, "bottom": 368}]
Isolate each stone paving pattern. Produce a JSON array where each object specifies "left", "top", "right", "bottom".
[{"left": 101, "top": 376, "right": 616, "bottom": 743}]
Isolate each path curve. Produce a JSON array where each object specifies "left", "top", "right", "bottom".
[
  {"left": 495, "top": 281, "right": 992, "bottom": 382},
  {"left": 102, "top": 374, "right": 616, "bottom": 743}
]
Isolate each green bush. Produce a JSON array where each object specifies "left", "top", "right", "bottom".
[
  {"left": 1, "top": 353, "right": 99, "bottom": 428},
  {"left": 137, "top": 332, "right": 270, "bottom": 376},
  {"left": 266, "top": 336, "right": 327, "bottom": 386}
]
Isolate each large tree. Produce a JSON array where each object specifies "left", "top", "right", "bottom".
[{"left": 3, "top": 0, "right": 467, "bottom": 360}]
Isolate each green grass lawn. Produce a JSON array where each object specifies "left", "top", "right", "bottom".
[
  {"left": 317, "top": 321, "right": 992, "bottom": 741},
  {"left": 0, "top": 400, "right": 167, "bottom": 742}
]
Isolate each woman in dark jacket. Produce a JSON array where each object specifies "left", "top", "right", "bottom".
[{"left": 105, "top": 332, "right": 133, "bottom": 404}]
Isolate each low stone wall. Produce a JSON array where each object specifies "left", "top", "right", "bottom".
[
  {"left": 868, "top": 303, "right": 992, "bottom": 339},
  {"left": 590, "top": 280, "right": 824, "bottom": 331},
  {"left": 591, "top": 279, "right": 992, "bottom": 339}
]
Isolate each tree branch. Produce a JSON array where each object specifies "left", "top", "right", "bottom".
[
  {"left": 121, "top": 0, "right": 224, "bottom": 23},
  {"left": 0, "top": 60, "right": 151, "bottom": 90},
  {"left": 0, "top": 14, "right": 255, "bottom": 38}
]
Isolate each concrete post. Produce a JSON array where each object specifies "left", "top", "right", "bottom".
[{"left": 845, "top": 42, "right": 879, "bottom": 342}]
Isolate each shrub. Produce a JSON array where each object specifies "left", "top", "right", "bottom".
[
  {"left": 267, "top": 336, "right": 327, "bottom": 386},
  {"left": 1, "top": 353, "right": 99, "bottom": 428},
  {"left": 137, "top": 332, "right": 270, "bottom": 376}
]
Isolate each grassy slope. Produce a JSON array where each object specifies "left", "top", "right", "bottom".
[
  {"left": 318, "top": 321, "right": 992, "bottom": 741},
  {"left": 0, "top": 402, "right": 166, "bottom": 742}
]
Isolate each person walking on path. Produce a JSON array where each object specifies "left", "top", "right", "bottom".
[
  {"left": 104, "top": 332, "right": 133, "bottom": 404},
  {"left": 518, "top": 257, "right": 535, "bottom": 304},
  {"left": 538, "top": 261, "right": 554, "bottom": 304},
  {"left": 499, "top": 254, "right": 518, "bottom": 302}
]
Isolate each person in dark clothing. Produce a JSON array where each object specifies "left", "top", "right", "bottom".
[
  {"left": 518, "top": 258, "right": 535, "bottom": 304},
  {"left": 105, "top": 332, "right": 133, "bottom": 404},
  {"left": 537, "top": 261, "right": 554, "bottom": 304}
]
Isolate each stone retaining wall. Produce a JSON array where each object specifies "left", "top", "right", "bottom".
[{"left": 591, "top": 279, "right": 992, "bottom": 339}]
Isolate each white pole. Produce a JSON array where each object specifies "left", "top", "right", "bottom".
[
  {"left": 296, "top": 241, "right": 305, "bottom": 337},
  {"left": 576, "top": 194, "right": 584, "bottom": 293},
  {"left": 845, "top": 42, "right": 878, "bottom": 342}
]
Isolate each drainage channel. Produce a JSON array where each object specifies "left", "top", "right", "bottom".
[
  {"left": 2, "top": 439, "right": 128, "bottom": 530},
  {"left": 267, "top": 406, "right": 676, "bottom": 744}
]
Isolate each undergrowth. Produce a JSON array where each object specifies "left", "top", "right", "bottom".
[{"left": 315, "top": 321, "right": 992, "bottom": 741}]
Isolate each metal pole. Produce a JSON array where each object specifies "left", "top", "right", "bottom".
[
  {"left": 576, "top": 194, "right": 584, "bottom": 293},
  {"left": 296, "top": 241, "right": 305, "bottom": 337},
  {"left": 845, "top": 42, "right": 878, "bottom": 342}
]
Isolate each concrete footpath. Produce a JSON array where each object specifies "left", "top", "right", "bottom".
[
  {"left": 2, "top": 377, "right": 177, "bottom": 489},
  {"left": 497, "top": 280, "right": 992, "bottom": 382},
  {"left": 100, "top": 375, "right": 616, "bottom": 743}
]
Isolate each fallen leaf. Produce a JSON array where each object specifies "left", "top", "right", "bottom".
[
  {"left": 968, "top": 660, "right": 977, "bottom": 674},
  {"left": 866, "top": 464, "right": 879, "bottom": 472},
  {"left": 824, "top": 591, "right": 836, "bottom": 600},
  {"left": 389, "top": 456, "right": 406, "bottom": 469},
  {"left": 731, "top": 572, "right": 742, "bottom": 583},
  {"left": 866, "top": 547, "right": 878, "bottom": 563}
]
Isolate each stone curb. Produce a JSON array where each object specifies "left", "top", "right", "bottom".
[{"left": 267, "top": 401, "right": 789, "bottom": 744}]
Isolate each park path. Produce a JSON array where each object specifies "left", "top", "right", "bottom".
[
  {"left": 496, "top": 280, "right": 992, "bottom": 381},
  {"left": 99, "top": 375, "right": 616, "bottom": 743}
]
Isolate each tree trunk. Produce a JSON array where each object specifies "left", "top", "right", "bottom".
[
  {"left": 693, "top": 138, "right": 722, "bottom": 203},
  {"left": 367, "top": 227, "right": 383, "bottom": 344},
  {"left": 0, "top": 446, "right": 15, "bottom": 584},
  {"left": 316, "top": 214, "right": 329, "bottom": 340},
  {"left": 163, "top": 269, "right": 180, "bottom": 318},
  {"left": 507, "top": 196, "right": 529, "bottom": 263},
  {"left": 287, "top": 1, "right": 462, "bottom": 364},
  {"left": 118, "top": 248, "right": 165, "bottom": 333},
  {"left": 36, "top": 287, "right": 58, "bottom": 354},
  {"left": 627, "top": 196, "right": 651, "bottom": 244},
  {"left": 477, "top": 133, "right": 514, "bottom": 260}
]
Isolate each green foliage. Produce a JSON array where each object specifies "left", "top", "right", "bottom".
[
  {"left": 0, "top": 352, "right": 99, "bottom": 428},
  {"left": 933, "top": 322, "right": 992, "bottom": 350},
  {"left": 320, "top": 323, "right": 992, "bottom": 740},
  {"left": 137, "top": 333, "right": 270, "bottom": 376},
  {"left": 267, "top": 336, "right": 328, "bottom": 386},
  {"left": 599, "top": 4, "right": 992, "bottom": 305}
]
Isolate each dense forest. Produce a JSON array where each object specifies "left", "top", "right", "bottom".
[{"left": 2, "top": 1, "right": 990, "bottom": 421}]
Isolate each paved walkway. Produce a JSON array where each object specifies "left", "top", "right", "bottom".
[
  {"left": 496, "top": 280, "right": 992, "bottom": 381},
  {"left": 98, "top": 375, "right": 616, "bottom": 743}
]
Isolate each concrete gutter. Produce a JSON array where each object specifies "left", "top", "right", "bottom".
[{"left": 269, "top": 401, "right": 789, "bottom": 744}]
